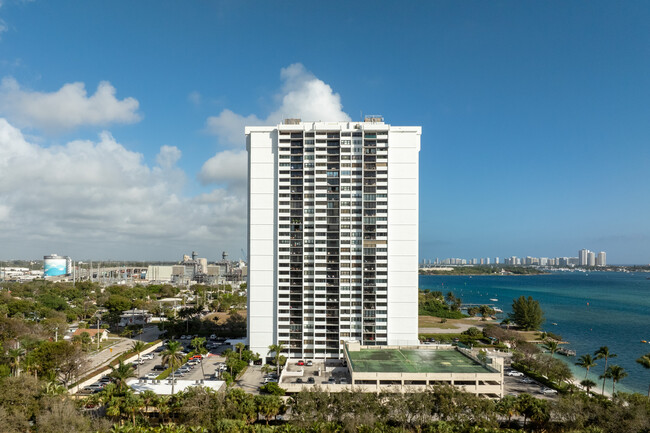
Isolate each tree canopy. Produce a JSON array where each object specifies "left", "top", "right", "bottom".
[{"left": 510, "top": 296, "right": 544, "bottom": 331}]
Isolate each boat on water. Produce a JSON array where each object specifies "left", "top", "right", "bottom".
[
  {"left": 489, "top": 298, "right": 498, "bottom": 302},
  {"left": 557, "top": 348, "right": 576, "bottom": 356}
]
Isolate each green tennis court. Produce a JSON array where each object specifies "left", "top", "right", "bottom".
[{"left": 347, "top": 349, "right": 490, "bottom": 374}]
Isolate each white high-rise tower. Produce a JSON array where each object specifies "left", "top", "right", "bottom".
[{"left": 246, "top": 118, "right": 421, "bottom": 360}]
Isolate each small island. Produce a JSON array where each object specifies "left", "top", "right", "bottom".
[{"left": 419, "top": 265, "right": 545, "bottom": 276}]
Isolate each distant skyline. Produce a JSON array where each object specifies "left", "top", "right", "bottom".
[{"left": 0, "top": 1, "right": 649, "bottom": 264}]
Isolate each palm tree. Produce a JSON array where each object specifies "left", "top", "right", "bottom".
[
  {"left": 606, "top": 364, "right": 627, "bottom": 395},
  {"left": 109, "top": 360, "right": 136, "bottom": 392},
  {"left": 235, "top": 342, "right": 246, "bottom": 360},
  {"left": 544, "top": 340, "right": 559, "bottom": 356},
  {"left": 43, "top": 381, "right": 67, "bottom": 397},
  {"left": 268, "top": 343, "right": 285, "bottom": 376},
  {"left": 191, "top": 337, "right": 209, "bottom": 379},
  {"left": 139, "top": 389, "right": 158, "bottom": 417},
  {"left": 495, "top": 395, "right": 518, "bottom": 425},
  {"left": 162, "top": 341, "right": 184, "bottom": 395},
  {"left": 580, "top": 379, "right": 596, "bottom": 394},
  {"left": 7, "top": 347, "right": 25, "bottom": 377},
  {"left": 594, "top": 346, "right": 616, "bottom": 395},
  {"left": 131, "top": 340, "right": 146, "bottom": 378},
  {"left": 575, "top": 354, "right": 598, "bottom": 379},
  {"left": 636, "top": 352, "right": 650, "bottom": 398}
]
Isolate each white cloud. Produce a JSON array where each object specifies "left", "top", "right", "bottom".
[
  {"left": 198, "top": 149, "right": 247, "bottom": 187},
  {"left": 200, "top": 63, "right": 350, "bottom": 185},
  {"left": 0, "top": 78, "right": 141, "bottom": 132},
  {"left": 205, "top": 63, "right": 350, "bottom": 147},
  {"left": 156, "top": 145, "right": 182, "bottom": 169},
  {"left": 0, "top": 118, "right": 246, "bottom": 260}
]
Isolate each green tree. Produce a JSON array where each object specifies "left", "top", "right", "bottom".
[
  {"left": 479, "top": 304, "right": 495, "bottom": 319},
  {"left": 495, "top": 395, "right": 518, "bottom": 425},
  {"left": 131, "top": 340, "right": 146, "bottom": 378},
  {"left": 268, "top": 343, "right": 285, "bottom": 376},
  {"left": 6, "top": 347, "right": 25, "bottom": 377},
  {"left": 510, "top": 296, "right": 544, "bottom": 330},
  {"left": 606, "top": 364, "right": 627, "bottom": 395},
  {"left": 544, "top": 340, "right": 559, "bottom": 355},
  {"left": 255, "top": 394, "right": 283, "bottom": 424},
  {"left": 235, "top": 342, "right": 246, "bottom": 360},
  {"left": 109, "top": 360, "right": 136, "bottom": 392},
  {"left": 580, "top": 378, "right": 597, "bottom": 394},
  {"left": 636, "top": 352, "right": 650, "bottom": 398},
  {"left": 576, "top": 353, "right": 598, "bottom": 379},
  {"left": 162, "top": 341, "right": 184, "bottom": 395},
  {"left": 594, "top": 346, "right": 617, "bottom": 395},
  {"left": 191, "top": 337, "right": 208, "bottom": 379},
  {"left": 260, "top": 382, "right": 286, "bottom": 395}
]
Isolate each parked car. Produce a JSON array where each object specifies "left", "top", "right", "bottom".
[
  {"left": 152, "top": 365, "right": 166, "bottom": 371},
  {"left": 209, "top": 334, "right": 217, "bottom": 340},
  {"left": 306, "top": 360, "right": 313, "bottom": 366},
  {"left": 145, "top": 373, "right": 159, "bottom": 379},
  {"left": 339, "top": 378, "right": 348, "bottom": 384},
  {"left": 507, "top": 370, "right": 524, "bottom": 377},
  {"left": 520, "top": 377, "right": 534, "bottom": 384},
  {"left": 540, "top": 387, "right": 558, "bottom": 395},
  {"left": 297, "top": 360, "right": 304, "bottom": 366},
  {"left": 296, "top": 378, "right": 303, "bottom": 383},
  {"left": 141, "top": 353, "right": 154, "bottom": 360},
  {"left": 307, "top": 377, "right": 315, "bottom": 384}
]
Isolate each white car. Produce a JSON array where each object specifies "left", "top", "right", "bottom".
[
  {"left": 145, "top": 373, "right": 158, "bottom": 379},
  {"left": 540, "top": 387, "right": 558, "bottom": 395},
  {"left": 507, "top": 370, "right": 524, "bottom": 377},
  {"left": 141, "top": 353, "right": 154, "bottom": 360}
]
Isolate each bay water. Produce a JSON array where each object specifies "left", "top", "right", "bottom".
[{"left": 419, "top": 271, "right": 650, "bottom": 394}]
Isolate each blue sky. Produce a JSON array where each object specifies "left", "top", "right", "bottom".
[{"left": 0, "top": 1, "right": 648, "bottom": 264}]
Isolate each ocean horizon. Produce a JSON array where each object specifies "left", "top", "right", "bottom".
[{"left": 419, "top": 271, "right": 650, "bottom": 394}]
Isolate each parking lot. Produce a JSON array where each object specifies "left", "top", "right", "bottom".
[
  {"left": 77, "top": 339, "right": 232, "bottom": 395},
  {"left": 503, "top": 368, "right": 559, "bottom": 400},
  {"left": 280, "top": 359, "right": 350, "bottom": 386}
]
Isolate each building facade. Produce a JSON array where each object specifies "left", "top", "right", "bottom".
[{"left": 247, "top": 119, "right": 421, "bottom": 360}]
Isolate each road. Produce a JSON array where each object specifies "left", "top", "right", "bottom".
[{"left": 85, "top": 325, "right": 162, "bottom": 371}]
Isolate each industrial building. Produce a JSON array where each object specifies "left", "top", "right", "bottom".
[{"left": 247, "top": 118, "right": 421, "bottom": 360}]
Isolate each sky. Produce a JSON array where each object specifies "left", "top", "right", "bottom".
[{"left": 0, "top": 1, "right": 649, "bottom": 264}]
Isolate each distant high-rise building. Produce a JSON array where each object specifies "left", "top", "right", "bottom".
[
  {"left": 246, "top": 119, "right": 421, "bottom": 360},
  {"left": 579, "top": 249, "right": 589, "bottom": 266},
  {"left": 485, "top": 257, "right": 490, "bottom": 265},
  {"left": 597, "top": 251, "right": 606, "bottom": 267},
  {"left": 494, "top": 257, "right": 499, "bottom": 264},
  {"left": 587, "top": 251, "right": 596, "bottom": 267}
]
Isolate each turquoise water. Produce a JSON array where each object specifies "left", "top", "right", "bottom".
[{"left": 419, "top": 271, "right": 650, "bottom": 394}]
